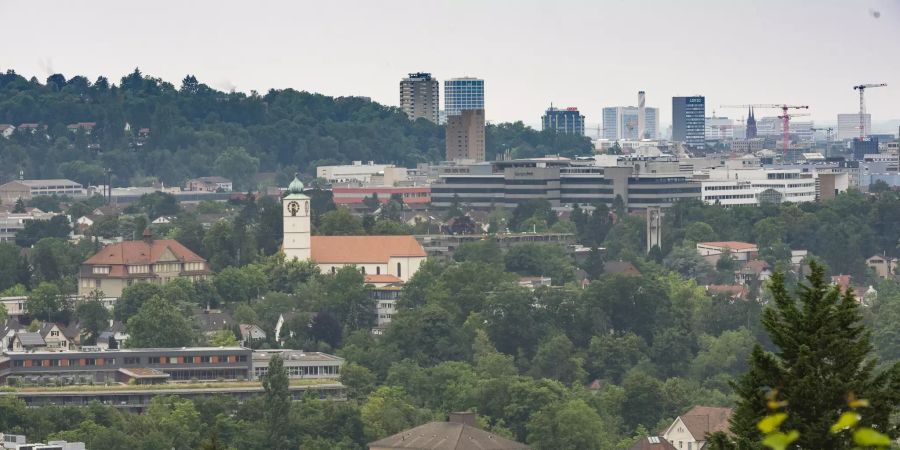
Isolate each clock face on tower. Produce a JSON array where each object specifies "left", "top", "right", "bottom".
[{"left": 287, "top": 201, "right": 300, "bottom": 216}]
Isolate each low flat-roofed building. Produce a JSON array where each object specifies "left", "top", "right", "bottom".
[
  {"left": 332, "top": 186, "right": 430, "bottom": 206},
  {"left": 0, "top": 346, "right": 252, "bottom": 385},
  {"left": 251, "top": 349, "right": 343, "bottom": 380},
  {"left": 0, "top": 179, "right": 85, "bottom": 203},
  {"left": 184, "top": 176, "right": 233, "bottom": 192},
  {"left": 697, "top": 241, "right": 758, "bottom": 263}
]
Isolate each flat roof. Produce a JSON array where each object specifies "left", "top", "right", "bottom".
[
  {"left": 251, "top": 350, "right": 344, "bottom": 363},
  {"left": 3, "top": 346, "right": 248, "bottom": 356}
]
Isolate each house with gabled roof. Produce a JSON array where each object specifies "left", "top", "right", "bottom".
[
  {"left": 10, "top": 331, "right": 45, "bottom": 352},
  {"left": 38, "top": 323, "right": 74, "bottom": 350},
  {"left": 78, "top": 229, "right": 211, "bottom": 299},
  {"left": 662, "top": 405, "right": 733, "bottom": 450},
  {"left": 630, "top": 436, "right": 677, "bottom": 450},
  {"left": 368, "top": 412, "right": 529, "bottom": 450}
]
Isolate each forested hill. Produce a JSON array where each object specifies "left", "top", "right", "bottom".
[{"left": 0, "top": 69, "right": 593, "bottom": 189}]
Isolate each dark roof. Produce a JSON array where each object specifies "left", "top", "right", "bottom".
[
  {"left": 603, "top": 260, "right": 642, "bottom": 276},
  {"left": 194, "top": 311, "right": 235, "bottom": 333},
  {"left": 629, "top": 437, "right": 677, "bottom": 450},
  {"left": 15, "top": 331, "right": 45, "bottom": 347},
  {"left": 368, "top": 421, "right": 529, "bottom": 450}
]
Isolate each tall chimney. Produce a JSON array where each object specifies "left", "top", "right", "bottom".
[{"left": 637, "top": 91, "right": 646, "bottom": 140}]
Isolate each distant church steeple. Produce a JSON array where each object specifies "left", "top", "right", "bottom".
[{"left": 746, "top": 107, "right": 757, "bottom": 139}]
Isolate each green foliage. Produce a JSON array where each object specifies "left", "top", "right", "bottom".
[
  {"left": 317, "top": 208, "right": 365, "bottom": 236},
  {"left": 262, "top": 355, "right": 291, "bottom": 449},
  {"left": 126, "top": 296, "right": 196, "bottom": 348},
  {"left": 75, "top": 299, "right": 111, "bottom": 345},
  {"left": 723, "top": 262, "right": 900, "bottom": 449},
  {"left": 504, "top": 243, "right": 574, "bottom": 284}
]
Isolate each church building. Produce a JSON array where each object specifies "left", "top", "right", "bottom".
[{"left": 282, "top": 177, "right": 426, "bottom": 283}]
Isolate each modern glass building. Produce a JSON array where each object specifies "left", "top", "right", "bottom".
[
  {"left": 672, "top": 96, "right": 706, "bottom": 148},
  {"left": 444, "top": 78, "right": 484, "bottom": 116},
  {"left": 542, "top": 106, "right": 585, "bottom": 135},
  {"left": 602, "top": 107, "right": 658, "bottom": 140}
]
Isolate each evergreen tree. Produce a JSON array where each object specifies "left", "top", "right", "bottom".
[
  {"left": 712, "top": 261, "right": 900, "bottom": 449},
  {"left": 263, "top": 354, "right": 291, "bottom": 449}
]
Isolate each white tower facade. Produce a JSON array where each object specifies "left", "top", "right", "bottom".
[{"left": 282, "top": 177, "right": 311, "bottom": 261}]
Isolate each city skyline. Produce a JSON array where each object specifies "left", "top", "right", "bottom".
[{"left": 1, "top": 0, "right": 899, "bottom": 130}]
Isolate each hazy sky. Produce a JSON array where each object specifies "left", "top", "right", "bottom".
[{"left": 1, "top": 0, "right": 899, "bottom": 131}]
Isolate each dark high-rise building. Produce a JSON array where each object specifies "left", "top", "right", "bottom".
[
  {"left": 446, "top": 109, "right": 485, "bottom": 161},
  {"left": 746, "top": 108, "right": 758, "bottom": 139},
  {"left": 542, "top": 106, "right": 585, "bottom": 135},
  {"left": 672, "top": 96, "right": 706, "bottom": 147},
  {"left": 852, "top": 137, "right": 878, "bottom": 160}
]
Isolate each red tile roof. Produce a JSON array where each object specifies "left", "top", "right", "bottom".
[
  {"left": 364, "top": 274, "right": 403, "bottom": 284},
  {"left": 311, "top": 235, "right": 425, "bottom": 264},
  {"left": 83, "top": 239, "right": 206, "bottom": 266}
]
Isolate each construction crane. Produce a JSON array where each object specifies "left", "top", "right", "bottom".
[
  {"left": 810, "top": 126, "right": 834, "bottom": 143},
  {"left": 852, "top": 83, "right": 887, "bottom": 139},
  {"left": 720, "top": 104, "right": 810, "bottom": 156}
]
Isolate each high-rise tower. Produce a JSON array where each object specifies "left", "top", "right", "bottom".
[
  {"left": 282, "top": 176, "right": 311, "bottom": 261},
  {"left": 400, "top": 73, "right": 439, "bottom": 123}
]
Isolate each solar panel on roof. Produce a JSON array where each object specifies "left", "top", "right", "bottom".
[{"left": 649, "top": 437, "right": 660, "bottom": 443}]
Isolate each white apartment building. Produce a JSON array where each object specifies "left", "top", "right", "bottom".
[
  {"left": 705, "top": 116, "right": 735, "bottom": 140},
  {"left": 699, "top": 168, "right": 817, "bottom": 206},
  {"left": 0, "top": 210, "right": 58, "bottom": 242},
  {"left": 316, "top": 161, "right": 407, "bottom": 186},
  {"left": 838, "top": 113, "right": 870, "bottom": 141}
]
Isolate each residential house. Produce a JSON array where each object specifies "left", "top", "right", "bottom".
[
  {"left": 705, "top": 284, "right": 749, "bottom": 301},
  {"left": 866, "top": 254, "right": 898, "bottom": 279},
  {"left": 184, "top": 176, "right": 233, "bottom": 192},
  {"left": 67, "top": 122, "right": 96, "bottom": 134},
  {"left": 603, "top": 260, "right": 642, "bottom": 277},
  {"left": 239, "top": 324, "right": 266, "bottom": 345},
  {"left": 0, "top": 124, "right": 14, "bottom": 138},
  {"left": 78, "top": 229, "right": 211, "bottom": 299},
  {"left": 518, "top": 276, "right": 552, "bottom": 290},
  {"left": 371, "top": 284, "right": 402, "bottom": 332},
  {"left": 696, "top": 241, "right": 758, "bottom": 264},
  {"left": 368, "top": 412, "right": 530, "bottom": 450},
  {"left": 662, "top": 406, "right": 733, "bottom": 450},
  {"left": 735, "top": 260, "right": 771, "bottom": 285},
  {"left": 0, "top": 296, "right": 27, "bottom": 318},
  {"left": 194, "top": 310, "right": 235, "bottom": 336},
  {"left": 16, "top": 123, "right": 46, "bottom": 134},
  {"left": 38, "top": 323, "right": 74, "bottom": 350},
  {"left": 363, "top": 274, "right": 403, "bottom": 288},
  {"left": 96, "top": 320, "right": 128, "bottom": 349},
  {"left": 10, "top": 331, "right": 46, "bottom": 352},
  {"left": 630, "top": 437, "right": 677, "bottom": 450}
]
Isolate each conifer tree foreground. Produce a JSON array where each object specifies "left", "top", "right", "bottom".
[{"left": 711, "top": 261, "right": 900, "bottom": 449}]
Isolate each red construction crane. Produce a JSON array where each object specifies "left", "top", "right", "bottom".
[
  {"left": 720, "top": 104, "right": 810, "bottom": 156},
  {"left": 852, "top": 83, "right": 887, "bottom": 139}
]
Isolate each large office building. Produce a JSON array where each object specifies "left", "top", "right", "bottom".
[
  {"left": 446, "top": 109, "right": 486, "bottom": 161},
  {"left": 444, "top": 77, "right": 484, "bottom": 116},
  {"left": 399, "top": 72, "right": 439, "bottom": 123},
  {"left": 542, "top": 106, "right": 585, "bottom": 135},
  {"left": 838, "top": 113, "right": 871, "bottom": 140},
  {"left": 602, "top": 106, "right": 659, "bottom": 141},
  {"left": 705, "top": 116, "right": 735, "bottom": 141},
  {"left": 698, "top": 168, "right": 818, "bottom": 206},
  {"left": 672, "top": 96, "right": 706, "bottom": 147},
  {"left": 430, "top": 156, "right": 700, "bottom": 210}
]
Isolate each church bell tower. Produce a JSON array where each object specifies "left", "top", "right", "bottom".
[{"left": 282, "top": 176, "right": 311, "bottom": 261}]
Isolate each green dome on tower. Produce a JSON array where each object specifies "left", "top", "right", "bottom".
[{"left": 288, "top": 176, "right": 305, "bottom": 194}]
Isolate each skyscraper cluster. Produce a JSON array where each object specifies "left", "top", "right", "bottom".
[{"left": 400, "top": 74, "right": 486, "bottom": 162}]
